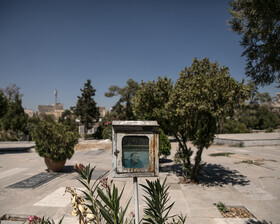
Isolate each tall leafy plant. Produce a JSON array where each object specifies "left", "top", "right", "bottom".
[
  {"left": 141, "top": 178, "right": 186, "bottom": 224},
  {"left": 67, "top": 164, "right": 133, "bottom": 224},
  {"left": 133, "top": 58, "right": 248, "bottom": 183},
  {"left": 32, "top": 119, "right": 79, "bottom": 162}
]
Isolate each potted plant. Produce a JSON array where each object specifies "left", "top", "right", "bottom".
[{"left": 32, "top": 119, "right": 79, "bottom": 172}]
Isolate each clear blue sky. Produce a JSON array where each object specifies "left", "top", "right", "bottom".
[{"left": 0, "top": 0, "right": 278, "bottom": 111}]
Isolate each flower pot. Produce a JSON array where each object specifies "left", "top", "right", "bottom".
[{"left": 44, "top": 157, "right": 66, "bottom": 172}]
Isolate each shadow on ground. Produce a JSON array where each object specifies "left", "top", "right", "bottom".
[
  {"left": 0, "top": 147, "right": 33, "bottom": 154},
  {"left": 160, "top": 161, "right": 250, "bottom": 187},
  {"left": 199, "top": 163, "right": 250, "bottom": 186},
  {"left": 245, "top": 219, "right": 272, "bottom": 224}
]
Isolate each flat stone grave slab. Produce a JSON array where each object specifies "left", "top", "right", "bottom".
[{"left": 6, "top": 172, "right": 63, "bottom": 189}]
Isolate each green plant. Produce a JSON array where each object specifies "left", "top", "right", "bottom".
[
  {"left": 209, "top": 152, "right": 234, "bottom": 157},
  {"left": 67, "top": 164, "right": 186, "bottom": 224},
  {"left": 133, "top": 58, "right": 248, "bottom": 183},
  {"left": 140, "top": 178, "right": 186, "bottom": 224},
  {"left": 67, "top": 164, "right": 133, "bottom": 224},
  {"left": 73, "top": 79, "right": 99, "bottom": 138},
  {"left": 241, "top": 159, "right": 263, "bottom": 166},
  {"left": 213, "top": 202, "right": 229, "bottom": 213},
  {"left": 32, "top": 119, "right": 79, "bottom": 162},
  {"left": 28, "top": 216, "right": 63, "bottom": 224},
  {"left": 159, "top": 128, "right": 171, "bottom": 158},
  {"left": 230, "top": 142, "right": 244, "bottom": 148},
  {"left": 97, "top": 183, "right": 131, "bottom": 224},
  {"left": 266, "top": 127, "right": 273, "bottom": 133}
]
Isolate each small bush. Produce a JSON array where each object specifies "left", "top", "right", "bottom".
[
  {"left": 32, "top": 119, "right": 79, "bottom": 162},
  {"left": 214, "top": 202, "right": 229, "bottom": 213},
  {"left": 159, "top": 128, "right": 171, "bottom": 157},
  {"left": 209, "top": 152, "right": 234, "bottom": 157}
]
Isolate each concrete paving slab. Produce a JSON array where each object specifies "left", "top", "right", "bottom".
[
  {"left": 1, "top": 138, "right": 279, "bottom": 223},
  {"left": 214, "top": 218, "right": 257, "bottom": 224},
  {"left": 215, "top": 133, "right": 280, "bottom": 146},
  {"left": 33, "top": 187, "right": 71, "bottom": 207},
  {"left": 233, "top": 183, "right": 277, "bottom": 200},
  {"left": 0, "top": 168, "right": 28, "bottom": 180}
]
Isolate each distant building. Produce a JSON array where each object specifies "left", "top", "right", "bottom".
[
  {"left": 24, "top": 109, "right": 35, "bottom": 118},
  {"left": 38, "top": 103, "right": 64, "bottom": 120},
  {"left": 99, "top": 107, "right": 106, "bottom": 119}
]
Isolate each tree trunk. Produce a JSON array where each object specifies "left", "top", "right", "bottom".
[{"left": 191, "top": 147, "right": 205, "bottom": 183}]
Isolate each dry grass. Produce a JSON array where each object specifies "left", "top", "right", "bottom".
[{"left": 74, "top": 140, "right": 112, "bottom": 151}]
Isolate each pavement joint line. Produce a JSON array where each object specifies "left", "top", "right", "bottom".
[
  {"left": 1, "top": 137, "right": 279, "bottom": 223},
  {"left": 0, "top": 168, "right": 29, "bottom": 180}
]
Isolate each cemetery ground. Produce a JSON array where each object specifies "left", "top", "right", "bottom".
[{"left": 0, "top": 136, "right": 279, "bottom": 224}]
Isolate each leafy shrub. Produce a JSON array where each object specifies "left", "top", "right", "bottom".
[
  {"left": 265, "top": 127, "right": 273, "bottom": 133},
  {"left": 67, "top": 164, "right": 133, "bottom": 224},
  {"left": 140, "top": 178, "right": 186, "bottom": 224},
  {"left": 213, "top": 202, "right": 229, "bottom": 213},
  {"left": 67, "top": 164, "right": 186, "bottom": 224},
  {"left": 159, "top": 128, "right": 171, "bottom": 157},
  {"left": 32, "top": 119, "right": 79, "bottom": 162},
  {"left": 222, "top": 119, "right": 249, "bottom": 133}
]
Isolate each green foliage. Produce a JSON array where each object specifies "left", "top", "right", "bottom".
[
  {"left": 0, "top": 129, "right": 25, "bottom": 141},
  {"left": 105, "top": 79, "right": 139, "bottom": 120},
  {"left": 169, "top": 58, "right": 248, "bottom": 182},
  {"left": 209, "top": 153, "right": 234, "bottom": 157},
  {"left": 134, "top": 58, "right": 248, "bottom": 182},
  {"left": 32, "top": 119, "right": 79, "bottom": 162},
  {"left": 213, "top": 202, "right": 229, "bottom": 213},
  {"left": 68, "top": 164, "right": 133, "bottom": 224},
  {"left": 0, "top": 93, "right": 28, "bottom": 134},
  {"left": 28, "top": 216, "right": 64, "bottom": 224},
  {"left": 26, "top": 115, "right": 40, "bottom": 141},
  {"left": 255, "top": 106, "right": 279, "bottom": 129},
  {"left": 58, "top": 109, "right": 77, "bottom": 132},
  {"left": 73, "top": 79, "right": 99, "bottom": 137},
  {"left": 133, "top": 76, "right": 173, "bottom": 134},
  {"left": 0, "top": 84, "right": 29, "bottom": 138},
  {"left": 222, "top": 119, "right": 249, "bottom": 133},
  {"left": 241, "top": 159, "right": 262, "bottom": 166},
  {"left": 159, "top": 128, "right": 171, "bottom": 158},
  {"left": 0, "top": 91, "right": 8, "bottom": 119},
  {"left": 228, "top": 0, "right": 280, "bottom": 85},
  {"left": 94, "top": 112, "right": 118, "bottom": 139},
  {"left": 97, "top": 184, "right": 131, "bottom": 224},
  {"left": 68, "top": 164, "right": 186, "bottom": 224},
  {"left": 140, "top": 178, "right": 186, "bottom": 224},
  {"left": 72, "top": 164, "right": 102, "bottom": 223},
  {"left": 266, "top": 127, "right": 273, "bottom": 133}
]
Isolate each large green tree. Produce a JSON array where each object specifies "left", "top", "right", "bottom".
[
  {"left": 0, "top": 91, "right": 8, "bottom": 119},
  {"left": 133, "top": 58, "right": 248, "bottom": 183},
  {"left": 0, "top": 93, "right": 28, "bottom": 133},
  {"left": 133, "top": 76, "right": 173, "bottom": 134},
  {"left": 105, "top": 79, "right": 139, "bottom": 120},
  {"left": 228, "top": 0, "right": 280, "bottom": 85},
  {"left": 73, "top": 80, "right": 99, "bottom": 137},
  {"left": 0, "top": 85, "right": 28, "bottom": 136},
  {"left": 168, "top": 58, "right": 248, "bottom": 182}
]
